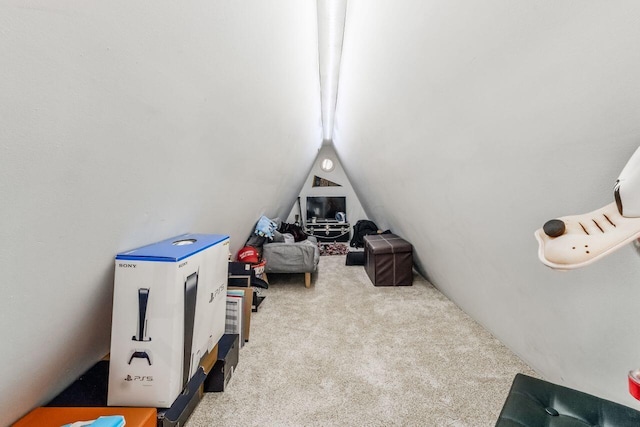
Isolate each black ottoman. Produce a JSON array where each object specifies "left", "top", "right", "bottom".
[
  {"left": 364, "top": 234, "right": 413, "bottom": 286},
  {"left": 496, "top": 374, "right": 640, "bottom": 426}
]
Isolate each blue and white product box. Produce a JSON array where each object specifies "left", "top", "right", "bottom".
[{"left": 107, "top": 233, "right": 230, "bottom": 408}]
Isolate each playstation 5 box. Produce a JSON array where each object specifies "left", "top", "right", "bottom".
[{"left": 108, "top": 233, "right": 230, "bottom": 408}]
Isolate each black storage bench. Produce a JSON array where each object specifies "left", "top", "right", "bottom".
[
  {"left": 364, "top": 234, "right": 413, "bottom": 286},
  {"left": 496, "top": 373, "right": 640, "bottom": 426}
]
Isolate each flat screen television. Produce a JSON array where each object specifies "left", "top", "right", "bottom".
[{"left": 306, "top": 196, "right": 346, "bottom": 222}]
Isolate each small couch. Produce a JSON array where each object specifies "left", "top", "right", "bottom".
[
  {"left": 262, "top": 235, "right": 319, "bottom": 288},
  {"left": 496, "top": 373, "right": 640, "bottom": 426}
]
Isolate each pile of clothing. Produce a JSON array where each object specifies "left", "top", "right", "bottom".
[
  {"left": 239, "top": 216, "right": 309, "bottom": 261},
  {"left": 254, "top": 215, "right": 278, "bottom": 239},
  {"left": 350, "top": 220, "right": 391, "bottom": 248}
]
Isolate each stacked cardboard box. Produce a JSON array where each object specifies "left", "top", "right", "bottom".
[
  {"left": 108, "top": 234, "right": 229, "bottom": 408},
  {"left": 13, "top": 234, "right": 237, "bottom": 427},
  {"left": 203, "top": 334, "right": 240, "bottom": 393}
]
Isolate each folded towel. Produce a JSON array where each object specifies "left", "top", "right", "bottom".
[
  {"left": 62, "top": 415, "right": 125, "bottom": 427},
  {"left": 254, "top": 215, "right": 277, "bottom": 239}
]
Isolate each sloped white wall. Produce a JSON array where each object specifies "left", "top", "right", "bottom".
[
  {"left": 0, "top": 1, "right": 321, "bottom": 424},
  {"left": 334, "top": 0, "right": 640, "bottom": 407},
  {"left": 287, "top": 143, "right": 368, "bottom": 227}
]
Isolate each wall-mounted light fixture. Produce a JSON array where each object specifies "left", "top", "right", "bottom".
[{"left": 320, "top": 158, "right": 335, "bottom": 172}]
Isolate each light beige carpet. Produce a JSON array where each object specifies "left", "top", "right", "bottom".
[{"left": 187, "top": 255, "right": 535, "bottom": 426}]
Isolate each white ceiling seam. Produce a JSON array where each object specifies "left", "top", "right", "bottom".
[{"left": 317, "top": 0, "right": 347, "bottom": 142}]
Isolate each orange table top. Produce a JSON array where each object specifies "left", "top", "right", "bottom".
[{"left": 13, "top": 407, "right": 157, "bottom": 427}]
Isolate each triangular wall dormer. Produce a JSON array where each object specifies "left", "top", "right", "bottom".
[{"left": 287, "top": 143, "right": 367, "bottom": 227}]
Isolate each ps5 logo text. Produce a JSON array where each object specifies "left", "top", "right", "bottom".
[
  {"left": 125, "top": 374, "right": 153, "bottom": 382},
  {"left": 211, "top": 282, "right": 226, "bottom": 302}
]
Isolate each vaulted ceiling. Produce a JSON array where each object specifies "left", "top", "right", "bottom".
[
  {"left": 317, "top": 0, "right": 347, "bottom": 141},
  {"left": 2, "top": 1, "right": 640, "bottom": 424}
]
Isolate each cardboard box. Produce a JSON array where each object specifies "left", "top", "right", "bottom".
[
  {"left": 227, "top": 262, "right": 266, "bottom": 312},
  {"left": 225, "top": 293, "right": 243, "bottom": 344},
  {"left": 13, "top": 407, "right": 157, "bottom": 427},
  {"left": 198, "top": 341, "right": 219, "bottom": 375},
  {"left": 108, "top": 234, "right": 230, "bottom": 408},
  {"left": 228, "top": 287, "right": 252, "bottom": 342},
  {"left": 228, "top": 262, "right": 252, "bottom": 286},
  {"left": 203, "top": 334, "right": 240, "bottom": 393},
  {"left": 156, "top": 344, "right": 218, "bottom": 427},
  {"left": 156, "top": 368, "right": 206, "bottom": 427}
]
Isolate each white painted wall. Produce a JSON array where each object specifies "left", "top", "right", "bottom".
[
  {"left": 0, "top": 1, "right": 321, "bottom": 424},
  {"left": 334, "top": 0, "right": 640, "bottom": 407},
  {"left": 6, "top": 0, "right": 640, "bottom": 422},
  {"left": 287, "top": 143, "right": 368, "bottom": 228}
]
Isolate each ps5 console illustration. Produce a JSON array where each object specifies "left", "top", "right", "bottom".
[
  {"left": 132, "top": 288, "right": 151, "bottom": 342},
  {"left": 128, "top": 350, "right": 152, "bottom": 365},
  {"left": 129, "top": 288, "right": 152, "bottom": 365},
  {"left": 183, "top": 270, "right": 199, "bottom": 387}
]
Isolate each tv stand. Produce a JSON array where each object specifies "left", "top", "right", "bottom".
[
  {"left": 305, "top": 221, "right": 350, "bottom": 242},
  {"left": 312, "top": 219, "right": 339, "bottom": 224}
]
